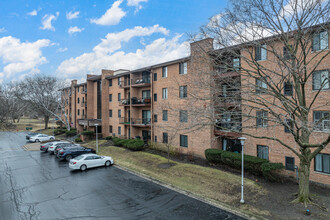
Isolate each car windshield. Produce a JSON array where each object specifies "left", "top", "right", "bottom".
[{"left": 74, "top": 155, "right": 84, "bottom": 160}]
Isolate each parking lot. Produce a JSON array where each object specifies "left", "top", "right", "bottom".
[{"left": 0, "top": 132, "right": 243, "bottom": 220}]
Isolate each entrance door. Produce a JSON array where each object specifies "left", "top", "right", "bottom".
[
  {"left": 142, "top": 71, "right": 150, "bottom": 83},
  {"left": 142, "top": 110, "right": 151, "bottom": 124},
  {"left": 142, "top": 130, "right": 151, "bottom": 140}
]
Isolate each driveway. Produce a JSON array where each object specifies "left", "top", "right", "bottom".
[{"left": 0, "top": 132, "right": 244, "bottom": 220}]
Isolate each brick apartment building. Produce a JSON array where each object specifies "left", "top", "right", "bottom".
[{"left": 62, "top": 27, "right": 329, "bottom": 185}]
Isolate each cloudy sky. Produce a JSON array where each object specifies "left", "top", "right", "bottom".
[{"left": 0, "top": 0, "right": 227, "bottom": 83}]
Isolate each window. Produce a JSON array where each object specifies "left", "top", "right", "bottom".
[
  {"left": 285, "top": 157, "right": 295, "bottom": 171},
  {"left": 283, "top": 45, "right": 292, "bottom": 60},
  {"left": 109, "top": 79, "right": 112, "bottom": 87},
  {"left": 118, "top": 127, "right": 121, "bottom": 136},
  {"left": 233, "top": 58, "right": 240, "bottom": 71},
  {"left": 312, "top": 30, "right": 329, "bottom": 51},
  {"left": 257, "top": 145, "right": 269, "bottom": 160},
  {"left": 179, "top": 86, "right": 187, "bottom": 98},
  {"left": 109, "top": 110, "right": 112, "bottom": 117},
  {"left": 180, "top": 110, "right": 188, "bottom": 123},
  {"left": 256, "top": 77, "right": 268, "bottom": 94},
  {"left": 118, "top": 93, "right": 121, "bottom": 101},
  {"left": 162, "top": 88, "right": 168, "bottom": 99},
  {"left": 256, "top": 110, "right": 268, "bottom": 128},
  {"left": 255, "top": 44, "right": 267, "bottom": 61},
  {"left": 312, "top": 70, "right": 329, "bottom": 90},
  {"left": 179, "top": 62, "right": 187, "bottom": 74},
  {"left": 118, "top": 110, "right": 121, "bottom": 118},
  {"left": 82, "top": 109, "right": 84, "bottom": 116},
  {"left": 77, "top": 98, "right": 80, "bottom": 104},
  {"left": 109, "top": 94, "right": 112, "bottom": 102},
  {"left": 154, "top": 93, "right": 157, "bottom": 102},
  {"left": 163, "top": 133, "right": 168, "bottom": 144},
  {"left": 109, "top": 126, "right": 113, "bottom": 133},
  {"left": 77, "top": 87, "right": 80, "bottom": 92},
  {"left": 315, "top": 153, "right": 330, "bottom": 174},
  {"left": 284, "top": 119, "right": 293, "bottom": 133},
  {"left": 154, "top": 114, "right": 158, "bottom": 122},
  {"left": 118, "top": 77, "right": 121, "bottom": 86},
  {"left": 162, "top": 66, "right": 168, "bottom": 78},
  {"left": 154, "top": 136, "right": 157, "bottom": 142},
  {"left": 142, "top": 90, "right": 150, "bottom": 99},
  {"left": 284, "top": 82, "right": 293, "bottom": 96},
  {"left": 163, "top": 110, "right": 168, "bottom": 121},
  {"left": 313, "top": 111, "right": 330, "bottom": 131},
  {"left": 180, "top": 135, "right": 188, "bottom": 147},
  {"left": 82, "top": 97, "right": 85, "bottom": 103},
  {"left": 77, "top": 109, "right": 80, "bottom": 116},
  {"left": 154, "top": 73, "right": 157, "bottom": 81}
]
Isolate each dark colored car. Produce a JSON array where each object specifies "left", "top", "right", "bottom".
[
  {"left": 54, "top": 143, "right": 78, "bottom": 156},
  {"left": 57, "top": 147, "right": 96, "bottom": 161},
  {"left": 26, "top": 132, "right": 40, "bottom": 140},
  {"left": 40, "top": 142, "right": 54, "bottom": 152}
]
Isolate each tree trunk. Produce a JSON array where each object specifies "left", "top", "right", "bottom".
[
  {"left": 297, "top": 157, "right": 311, "bottom": 205},
  {"left": 44, "top": 115, "right": 49, "bottom": 129}
]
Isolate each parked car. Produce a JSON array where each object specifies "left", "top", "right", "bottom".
[
  {"left": 40, "top": 142, "right": 55, "bottom": 152},
  {"left": 54, "top": 143, "right": 80, "bottom": 156},
  {"left": 48, "top": 141, "right": 70, "bottom": 154},
  {"left": 57, "top": 147, "right": 96, "bottom": 161},
  {"left": 26, "top": 132, "right": 40, "bottom": 140},
  {"left": 69, "top": 154, "right": 114, "bottom": 171},
  {"left": 29, "top": 134, "right": 55, "bottom": 143}
]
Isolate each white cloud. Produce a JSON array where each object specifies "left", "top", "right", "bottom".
[
  {"left": 57, "top": 47, "right": 68, "bottom": 53},
  {"left": 127, "top": 0, "right": 148, "bottom": 13},
  {"left": 27, "top": 9, "right": 38, "bottom": 16},
  {"left": 68, "top": 26, "right": 84, "bottom": 35},
  {"left": 66, "top": 11, "right": 80, "bottom": 20},
  {"left": 90, "top": 0, "right": 126, "bottom": 26},
  {"left": 40, "top": 12, "right": 59, "bottom": 31},
  {"left": 56, "top": 25, "right": 188, "bottom": 77},
  {"left": 0, "top": 27, "right": 6, "bottom": 33},
  {"left": 0, "top": 36, "right": 51, "bottom": 81}
]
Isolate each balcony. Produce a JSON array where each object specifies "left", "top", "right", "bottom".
[
  {"left": 119, "top": 117, "right": 130, "bottom": 125},
  {"left": 131, "top": 118, "right": 151, "bottom": 127},
  {"left": 119, "top": 80, "right": 130, "bottom": 89},
  {"left": 81, "top": 89, "right": 87, "bottom": 94},
  {"left": 131, "top": 76, "right": 151, "bottom": 88},
  {"left": 119, "top": 97, "right": 151, "bottom": 107},
  {"left": 214, "top": 122, "right": 241, "bottom": 138}
]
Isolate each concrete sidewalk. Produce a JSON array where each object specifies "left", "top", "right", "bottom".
[{"left": 23, "top": 142, "right": 40, "bottom": 151}]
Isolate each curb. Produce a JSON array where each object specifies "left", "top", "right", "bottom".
[{"left": 114, "top": 164, "right": 265, "bottom": 220}]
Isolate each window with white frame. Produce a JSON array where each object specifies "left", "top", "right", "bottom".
[
  {"left": 179, "top": 86, "right": 187, "bottom": 98},
  {"left": 315, "top": 153, "right": 330, "bottom": 174},
  {"left": 313, "top": 111, "right": 330, "bottom": 131},
  {"left": 162, "top": 66, "right": 168, "bottom": 78},
  {"left": 162, "top": 88, "right": 168, "bottom": 99},
  {"left": 180, "top": 135, "right": 188, "bottom": 147},
  {"left": 179, "top": 62, "right": 187, "bottom": 74},
  {"left": 312, "top": 30, "right": 329, "bottom": 51},
  {"left": 312, "top": 70, "right": 329, "bottom": 90},
  {"left": 255, "top": 44, "right": 267, "bottom": 61},
  {"left": 256, "top": 110, "right": 268, "bottom": 128},
  {"left": 257, "top": 145, "right": 269, "bottom": 160},
  {"left": 256, "top": 77, "right": 268, "bottom": 94}
]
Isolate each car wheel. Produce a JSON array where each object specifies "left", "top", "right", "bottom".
[
  {"left": 45, "top": 149, "right": 48, "bottom": 152},
  {"left": 65, "top": 155, "right": 72, "bottom": 161},
  {"left": 50, "top": 137, "right": 54, "bottom": 140},
  {"left": 105, "top": 160, "right": 111, "bottom": 167},
  {"left": 80, "top": 164, "right": 87, "bottom": 171},
  {"left": 35, "top": 139, "right": 40, "bottom": 142}
]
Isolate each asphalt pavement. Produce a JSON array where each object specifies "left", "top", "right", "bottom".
[{"left": 0, "top": 132, "right": 244, "bottom": 220}]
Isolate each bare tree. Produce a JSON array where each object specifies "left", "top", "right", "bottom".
[
  {"left": 3, "top": 83, "right": 28, "bottom": 123},
  {"left": 0, "top": 85, "right": 10, "bottom": 129},
  {"left": 15, "top": 75, "right": 71, "bottom": 130},
  {"left": 183, "top": 0, "right": 330, "bottom": 205}
]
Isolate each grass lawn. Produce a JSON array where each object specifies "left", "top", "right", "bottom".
[
  {"left": 5, "top": 117, "right": 57, "bottom": 132},
  {"left": 81, "top": 143, "right": 268, "bottom": 218}
]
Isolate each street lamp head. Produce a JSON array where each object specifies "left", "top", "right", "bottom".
[{"left": 238, "top": 137, "right": 247, "bottom": 146}]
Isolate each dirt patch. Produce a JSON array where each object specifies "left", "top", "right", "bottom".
[{"left": 157, "top": 162, "right": 176, "bottom": 169}]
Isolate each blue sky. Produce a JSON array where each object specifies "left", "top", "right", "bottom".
[{"left": 0, "top": 0, "right": 228, "bottom": 83}]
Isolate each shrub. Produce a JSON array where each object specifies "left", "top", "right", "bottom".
[
  {"left": 81, "top": 130, "right": 94, "bottom": 136},
  {"left": 124, "top": 139, "right": 144, "bottom": 151},
  {"left": 105, "top": 136, "right": 112, "bottom": 140},
  {"left": 205, "top": 149, "right": 224, "bottom": 163},
  {"left": 112, "top": 137, "right": 123, "bottom": 146},
  {"left": 221, "top": 151, "right": 268, "bottom": 175},
  {"left": 261, "top": 162, "right": 284, "bottom": 182},
  {"left": 54, "top": 128, "right": 66, "bottom": 135},
  {"left": 75, "top": 138, "right": 82, "bottom": 143},
  {"left": 65, "top": 129, "right": 77, "bottom": 136}
]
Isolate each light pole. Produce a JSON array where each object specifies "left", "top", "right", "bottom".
[
  {"left": 238, "top": 137, "right": 247, "bottom": 204},
  {"left": 95, "top": 124, "right": 99, "bottom": 153}
]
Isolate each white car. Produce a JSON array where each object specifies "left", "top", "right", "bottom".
[
  {"left": 29, "top": 134, "right": 55, "bottom": 142},
  {"left": 48, "top": 141, "right": 70, "bottom": 154},
  {"left": 69, "top": 154, "right": 114, "bottom": 171}
]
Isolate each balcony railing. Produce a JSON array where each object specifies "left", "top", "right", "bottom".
[
  {"left": 119, "top": 97, "right": 151, "bottom": 106},
  {"left": 131, "top": 76, "right": 151, "bottom": 87},
  {"left": 119, "top": 80, "right": 130, "bottom": 88},
  {"left": 119, "top": 117, "right": 151, "bottom": 127},
  {"left": 119, "top": 117, "right": 130, "bottom": 124}
]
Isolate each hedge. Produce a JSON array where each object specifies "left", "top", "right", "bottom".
[
  {"left": 205, "top": 149, "right": 224, "bottom": 163},
  {"left": 105, "top": 136, "right": 112, "bottom": 140},
  {"left": 81, "top": 131, "right": 94, "bottom": 136},
  {"left": 221, "top": 151, "right": 268, "bottom": 175},
  {"left": 75, "top": 138, "right": 82, "bottom": 143},
  {"left": 261, "top": 162, "right": 284, "bottom": 182},
  {"left": 65, "top": 129, "right": 77, "bottom": 136},
  {"left": 54, "top": 128, "right": 66, "bottom": 135},
  {"left": 124, "top": 139, "right": 144, "bottom": 151}
]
